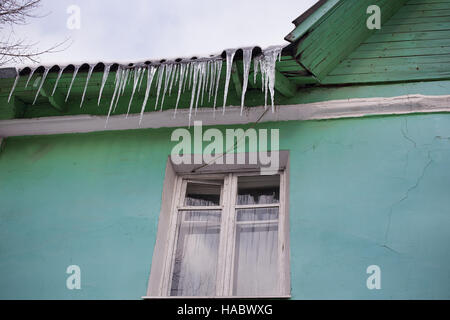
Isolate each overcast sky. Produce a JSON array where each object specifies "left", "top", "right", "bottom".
[{"left": 7, "top": 0, "right": 316, "bottom": 67}]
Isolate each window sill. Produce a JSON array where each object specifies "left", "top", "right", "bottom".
[{"left": 142, "top": 295, "right": 291, "bottom": 300}]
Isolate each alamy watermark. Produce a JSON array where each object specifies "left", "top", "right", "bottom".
[
  {"left": 366, "top": 265, "right": 381, "bottom": 290},
  {"left": 66, "top": 265, "right": 81, "bottom": 290},
  {"left": 170, "top": 121, "right": 280, "bottom": 175},
  {"left": 366, "top": 5, "right": 381, "bottom": 30},
  {"left": 66, "top": 5, "right": 81, "bottom": 30}
]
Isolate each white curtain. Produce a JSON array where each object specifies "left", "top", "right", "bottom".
[{"left": 170, "top": 210, "right": 221, "bottom": 296}]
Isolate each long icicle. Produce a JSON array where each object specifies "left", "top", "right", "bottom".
[
  {"left": 154, "top": 64, "right": 165, "bottom": 109},
  {"left": 8, "top": 70, "right": 20, "bottom": 103},
  {"left": 160, "top": 64, "right": 173, "bottom": 110},
  {"left": 213, "top": 59, "right": 223, "bottom": 115},
  {"left": 240, "top": 47, "right": 253, "bottom": 115},
  {"left": 138, "top": 65, "right": 146, "bottom": 92},
  {"left": 114, "top": 68, "right": 127, "bottom": 112},
  {"left": 183, "top": 62, "right": 190, "bottom": 93},
  {"left": 139, "top": 65, "right": 157, "bottom": 125},
  {"left": 188, "top": 62, "right": 199, "bottom": 126},
  {"left": 32, "top": 67, "right": 50, "bottom": 105},
  {"left": 98, "top": 64, "right": 111, "bottom": 105},
  {"left": 208, "top": 60, "right": 216, "bottom": 102},
  {"left": 200, "top": 61, "right": 207, "bottom": 106},
  {"left": 65, "top": 65, "right": 80, "bottom": 102},
  {"left": 194, "top": 62, "right": 204, "bottom": 115},
  {"left": 168, "top": 63, "right": 177, "bottom": 96},
  {"left": 263, "top": 46, "right": 282, "bottom": 112},
  {"left": 25, "top": 67, "right": 37, "bottom": 88},
  {"left": 119, "top": 68, "right": 130, "bottom": 96},
  {"left": 126, "top": 67, "right": 143, "bottom": 117},
  {"left": 222, "top": 49, "right": 236, "bottom": 114},
  {"left": 106, "top": 66, "right": 123, "bottom": 127},
  {"left": 80, "top": 64, "right": 95, "bottom": 108},
  {"left": 51, "top": 67, "right": 64, "bottom": 96},
  {"left": 174, "top": 63, "right": 186, "bottom": 117}
]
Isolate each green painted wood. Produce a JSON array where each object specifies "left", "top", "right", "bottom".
[
  {"left": 357, "top": 38, "right": 450, "bottom": 51},
  {"left": 365, "top": 29, "right": 450, "bottom": 42},
  {"left": 385, "top": 8, "right": 450, "bottom": 18},
  {"left": 231, "top": 62, "right": 242, "bottom": 98},
  {"left": 324, "top": 0, "right": 450, "bottom": 84},
  {"left": 274, "top": 69, "right": 297, "bottom": 97},
  {"left": 348, "top": 46, "right": 450, "bottom": 59},
  {"left": 293, "top": 0, "right": 407, "bottom": 80},
  {"left": 407, "top": 0, "right": 450, "bottom": 4},
  {"left": 387, "top": 15, "right": 450, "bottom": 24},
  {"left": 283, "top": 79, "right": 450, "bottom": 105},
  {"left": 378, "top": 22, "right": 450, "bottom": 34},
  {"left": 400, "top": 2, "right": 450, "bottom": 10},
  {"left": 323, "top": 70, "right": 450, "bottom": 83},
  {"left": 284, "top": 0, "right": 343, "bottom": 43},
  {"left": 40, "top": 80, "right": 66, "bottom": 112}
]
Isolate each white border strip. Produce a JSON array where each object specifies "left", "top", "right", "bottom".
[{"left": 0, "top": 94, "right": 449, "bottom": 137}]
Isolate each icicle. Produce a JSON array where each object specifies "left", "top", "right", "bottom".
[
  {"left": 154, "top": 64, "right": 165, "bottom": 109},
  {"left": 174, "top": 63, "right": 186, "bottom": 116},
  {"left": 139, "top": 65, "right": 157, "bottom": 125},
  {"left": 106, "top": 66, "right": 123, "bottom": 126},
  {"left": 120, "top": 68, "right": 130, "bottom": 96},
  {"left": 25, "top": 67, "right": 36, "bottom": 88},
  {"left": 169, "top": 64, "right": 177, "bottom": 96},
  {"left": 240, "top": 47, "right": 253, "bottom": 115},
  {"left": 200, "top": 61, "right": 207, "bottom": 106},
  {"left": 213, "top": 59, "right": 223, "bottom": 113},
  {"left": 114, "top": 68, "right": 127, "bottom": 112},
  {"left": 208, "top": 60, "right": 216, "bottom": 102},
  {"left": 32, "top": 67, "right": 50, "bottom": 105},
  {"left": 260, "top": 46, "right": 282, "bottom": 112},
  {"left": 160, "top": 64, "right": 173, "bottom": 110},
  {"left": 194, "top": 63, "right": 204, "bottom": 114},
  {"left": 7, "top": 70, "right": 20, "bottom": 103},
  {"left": 188, "top": 62, "right": 199, "bottom": 125},
  {"left": 126, "top": 67, "right": 143, "bottom": 117},
  {"left": 253, "top": 56, "right": 260, "bottom": 84},
  {"left": 203, "top": 60, "right": 210, "bottom": 104},
  {"left": 222, "top": 49, "right": 236, "bottom": 114},
  {"left": 80, "top": 64, "right": 95, "bottom": 108},
  {"left": 188, "top": 62, "right": 194, "bottom": 90},
  {"left": 138, "top": 66, "right": 146, "bottom": 92},
  {"left": 174, "top": 64, "right": 180, "bottom": 88},
  {"left": 65, "top": 65, "right": 80, "bottom": 102},
  {"left": 98, "top": 64, "right": 111, "bottom": 105},
  {"left": 183, "top": 62, "right": 190, "bottom": 93},
  {"left": 51, "top": 67, "right": 64, "bottom": 96}
]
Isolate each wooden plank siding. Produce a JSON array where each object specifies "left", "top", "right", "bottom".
[
  {"left": 324, "top": 0, "right": 450, "bottom": 84},
  {"left": 292, "top": 0, "right": 407, "bottom": 80}
]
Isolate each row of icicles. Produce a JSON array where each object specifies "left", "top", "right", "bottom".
[{"left": 8, "top": 46, "right": 283, "bottom": 126}]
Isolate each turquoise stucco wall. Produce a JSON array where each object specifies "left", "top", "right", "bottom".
[{"left": 0, "top": 113, "right": 449, "bottom": 299}]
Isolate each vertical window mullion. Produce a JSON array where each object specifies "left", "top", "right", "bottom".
[
  {"left": 215, "top": 173, "right": 232, "bottom": 296},
  {"left": 277, "top": 171, "right": 286, "bottom": 296},
  {"left": 161, "top": 177, "right": 185, "bottom": 296},
  {"left": 221, "top": 173, "right": 238, "bottom": 295}
]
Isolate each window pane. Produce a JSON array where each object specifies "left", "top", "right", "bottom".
[
  {"left": 237, "top": 207, "right": 278, "bottom": 221},
  {"left": 237, "top": 175, "right": 280, "bottom": 205},
  {"left": 170, "top": 210, "right": 221, "bottom": 296},
  {"left": 233, "top": 208, "right": 279, "bottom": 296},
  {"left": 184, "top": 182, "right": 221, "bottom": 206}
]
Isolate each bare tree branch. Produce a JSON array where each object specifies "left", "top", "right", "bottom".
[{"left": 0, "top": 0, "right": 69, "bottom": 66}]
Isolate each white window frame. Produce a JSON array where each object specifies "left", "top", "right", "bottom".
[{"left": 144, "top": 157, "right": 290, "bottom": 299}]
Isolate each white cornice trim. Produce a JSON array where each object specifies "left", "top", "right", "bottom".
[{"left": 1, "top": 94, "right": 449, "bottom": 137}]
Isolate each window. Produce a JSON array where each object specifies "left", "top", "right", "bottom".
[{"left": 145, "top": 155, "right": 290, "bottom": 298}]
